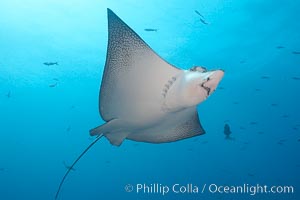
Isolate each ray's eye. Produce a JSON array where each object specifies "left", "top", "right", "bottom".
[
  {"left": 189, "top": 66, "right": 207, "bottom": 72},
  {"left": 189, "top": 67, "right": 197, "bottom": 71},
  {"left": 201, "top": 67, "right": 207, "bottom": 72}
]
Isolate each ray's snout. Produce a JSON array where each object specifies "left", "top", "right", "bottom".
[{"left": 203, "top": 69, "right": 224, "bottom": 94}]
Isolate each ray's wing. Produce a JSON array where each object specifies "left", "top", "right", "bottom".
[{"left": 99, "top": 9, "right": 181, "bottom": 121}]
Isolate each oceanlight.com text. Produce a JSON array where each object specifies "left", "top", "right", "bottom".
[{"left": 124, "top": 183, "right": 294, "bottom": 196}]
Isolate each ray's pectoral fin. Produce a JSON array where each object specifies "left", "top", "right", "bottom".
[
  {"left": 105, "top": 131, "right": 129, "bottom": 146},
  {"left": 90, "top": 119, "right": 129, "bottom": 146},
  {"left": 90, "top": 119, "right": 125, "bottom": 136}
]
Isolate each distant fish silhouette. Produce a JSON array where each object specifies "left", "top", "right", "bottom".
[
  {"left": 271, "top": 103, "right": 278, "bottom": 107},
  {"left": 276, "top": 46, "right": 285, "bottom": 49},
  {"left": 292, "top": 51, "right": 300, "bottom": 54},
  {"left": 239, "top": 126, "right": 246, "bottom": 130},
  {"left": 144, "top": 28, "right": 158, "bottom": 32},
  {"left": 240, "top": 60, "right": 246, "bottom": 64},
  {"left": 248, "top": 173, "right": 255, "bottom": 177},
  {"left": 187, "top": 148, "right": 193, "bottom": 152},
  {"left": 44, "top": 62, "right": 58, "bottom": 66},
  {"left": 250, "top": 121, "right": 258, "bottom": 125},
  {"left": 53, "top": 78, "right": 59, "bottom": 81},
  {"left": 49, "top": 82, "right": 58, "bottom": 88},
  {"left": 279, "top": 139, "right": 286, "bottom": 142},
  {"left": 277, "top": 139, "right": 286, "bottom": 145},
  {"left": 218, "top": 86, "right": 225, "bottom": 90},
  {"left": 292, "top": 77, "right": 300, "bottom": 80},
  {"left": 66, "top": 125, "right": 71, "bottom": 132},
  {"left": 0, "top": 168, "right": 5, "bottom": 171},
  {"left": 261, "top": 76, "right": 270, "bottom": 79},
  {"left": 298, "top": 139, "right": 300, "bottom": 142},
  {"left": 6, "top": 91, "right": 11, "bottom": 98},
  {"left": 199, "top": 18, "right": 209, "bottom": 25},
  {"left": 281, "top": 114, "right": 289, "bottom": 118},
  {"left": 224, "top": 124, "right": 232, "bottom": 139},
  {"left": 70, "top": 105, "right": 76, "bottom": 109},
  {"left": 258, "top": 131, "right": 264, "bottom": 134},
  {"left": 255, "top": 88, "right": 261, "bottom": 91},
  {"left": 194, "top": 10, "right": 205, "bottom": 18},
  {"left": 195, "top": 10, "right": 209, "bottom": 25}
]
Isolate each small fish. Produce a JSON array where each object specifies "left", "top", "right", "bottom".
[
  {"left": 44, "top": 62, "right": 58, "bottom": 66},
  {"left": 224, "top": 124, "right": 232, "bottom": 139},
  {"left": 261, "top": 76, "right": 270, "bottom": 79},
  {"left": 248, "top": 173, "right": 255, "bottom": 177},
  {"left": 66, "top": 125, "right": 71, "bottom": 132},
  {"left": 240, "top": 60, "right": 246, "bottom": 64},
  {"left": 258, "top": 131, "right": 264, "bottom": 134},
  {"left": 49, "top": 82, "right": 58, "bottom": 88},
  {"left": 144, "top": 28, "right": 158, "bottom": 32},
  {"left": 271, "top": 103, "right": 278, "bottom": 107},
  {"left": 292, "top": 77, "right": 300, "bottom": 80},
  {"left": 194, "top": 10, "right": 205, "bottom": 18},
  {"left": 277, "top": 139, "right": 286, "bottom": 145},
  {"left": 240, "top": 146, "right": 247, "bottom": 151},
  {"left": 233, "top": 102, "right": 239, "bottom": 105},
  {"left": 293, "top": 127, "right": 298, "bottom": 131},
  {"left": 276, "top": 46, "right": 285, "bottom": 49},
  {"left": 250, "top": 121, "right": 258, "bottom": 125},
  {"left": 70, "top": 105, "right": 76, "bottom": 109},
  {"left": 53, "top": 78, "right": 59, "bottom": 81},
  {"left": 195, "top": 10, "right": 209, "bottom": 25},
  {"left": 255, "top": 88, "right": 261, "bottom": 91},
  {"left": 297, "top": 139, "right": 300, "bottom": 142},
  {"left": 277, "top": 141, "right": 284, "bottom": 145},
  {"left": 187, "top": 148, "right": 193, "bottom": 152},
  {"left": 0, "top": 168, "right": 5, "bottom": 171},
  {"left": 281, "top": 114, "right": 289, "bottom": 118},
  {"left": 199, "top": 18, "right": 209, "bottom": 25},
  {"left": 218, "top": 86, "right": 225, "bottom": 90},
  {"left": 279, "top": 139, "right": 286, "bottom": 143},
  {"left": 292, "top": 51, "right": 300, "bottom": 54},
  {"left": 6, "top": 91, "right": 11, "bottom": 98},
  {"left": 239, "top": 126, "right": 246, "bottom": 130},
  {"left": 63, "top": 161, "right": 76, "bottom": 171}
]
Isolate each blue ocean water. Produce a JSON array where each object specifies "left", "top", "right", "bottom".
[{"left": 0, "top": 0, "right": 299, "bottom": 200}]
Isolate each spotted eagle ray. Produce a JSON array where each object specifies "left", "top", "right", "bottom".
[{"left": 55, "top": 8, "right": 224, "bottom": 199}]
